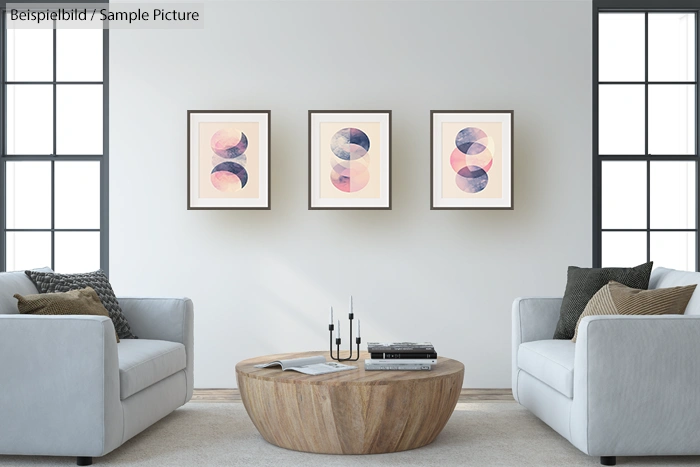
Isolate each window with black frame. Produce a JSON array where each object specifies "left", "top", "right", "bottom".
[
  {"left": 593, "top": 1, "right": 699, "bottom": 270},
  {"left": 1, "top": 14, "right": 108, "bottom": 273}
]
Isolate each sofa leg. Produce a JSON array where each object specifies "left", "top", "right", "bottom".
[
  {"left": 77, "top": 457, "right": 93, "bottom": 466},
  {"left": 600, "top": 456, "right": 616, "bottom": 466}
]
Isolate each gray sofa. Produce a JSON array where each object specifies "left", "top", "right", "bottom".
[
  {"left": 512, "top": 267, "right": 700, "bottom": 466},
  {"left": 0, "top": 270, "right": 194, "bottom": 465}
]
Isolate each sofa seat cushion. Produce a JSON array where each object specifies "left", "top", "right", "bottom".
[
  {"left": 118, "top": 339, "right": 186, "bottom": 400},
  {"left": 518, "top": 340, "right": 575, "bottom": 398}
]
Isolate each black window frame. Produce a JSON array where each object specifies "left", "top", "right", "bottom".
[
  {"left": 0, "top": 0, "right": 109, "bottom": 275},
  {"left": 593, "top": 0, "right": 700, "bottom": 269}
]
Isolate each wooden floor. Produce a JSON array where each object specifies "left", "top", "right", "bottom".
[{"left": 192, "top": 388, "right": 514, "bottom": 403}]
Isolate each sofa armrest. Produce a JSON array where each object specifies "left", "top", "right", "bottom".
[
  {"left": 571, "top": 315, "right": 700, "bottom": 456},
  {"left": 0, "top": 315, "right": 122, "bottom": 457},
  {"left": 511, "top": 297, "right": 562, "bottom": 402},
  {"left": 118, "top": 297, "right": 194, "bottom": 401}
]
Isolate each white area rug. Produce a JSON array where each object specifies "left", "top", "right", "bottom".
[{"left": 1, "top": 403, "right": 699, "bottom": 466}]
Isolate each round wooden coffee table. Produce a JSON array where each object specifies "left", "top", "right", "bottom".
[{"left": 236, "top": 351, "right": 464, "bottom": 454}]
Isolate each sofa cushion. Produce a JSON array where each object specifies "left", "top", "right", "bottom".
[
  {"left": 650, "top": 267, "right": 700, "bottom": 315},
  {"left": 572, "top": 281, "right": 696, "bottom": 342},
  {"left": 118, "top": 339, "right": 186, "bottom": 400},
  {"left": 518, "top": 340, "right": 575, "bottom": 398},
  {"left": 15, "top": 287, "right": 120, "bottom": 343},
  {"left": 0, "top": 268, "right": 53, "bottom": 314},
  {"left": 26, "top": 270, "right": 136, "bottom": 339},
  {"left": 553, "top": 262, "right": 653, "bottom": 340}
]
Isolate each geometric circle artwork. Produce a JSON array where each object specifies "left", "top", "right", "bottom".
[
  {"left": 451, "top": 127, "right": 494, "bottom": 193},
  {"left": 455, "top": 165, "right": 489, "bottom": 193},
  {"left": 211, "top": 129, "right": 248, "bottom": 158},
  {"left": 210, "top": 129, "right": 249, "bottom": 192},
  {"left": 330, "top": 128, "right": 371, "bottom": 192},
  {"left": 211, "top": 161, "right": 248, "bottom": 192}
]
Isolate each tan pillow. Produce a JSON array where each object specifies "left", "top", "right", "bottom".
[
  {"left": 572, "top": 280, "right": 697, "bottom": 342},
  {"left": 14, "top": 287, "right": 119, "bottom": 343}
]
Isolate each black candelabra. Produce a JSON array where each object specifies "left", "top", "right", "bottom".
[{"left": 329, "top": 311, "right": 361, "bottom": 362}]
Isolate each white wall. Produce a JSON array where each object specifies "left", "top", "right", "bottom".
[{"left": 110, "top": 0, "right": 592, "bottom": 388}]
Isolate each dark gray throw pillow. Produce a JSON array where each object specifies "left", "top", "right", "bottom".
[
  {"left": 552, "top": 262, "right": 653, "bottom": 340},
  {"left": 25, "top": 270, "right": 136, "bottom": 340}
]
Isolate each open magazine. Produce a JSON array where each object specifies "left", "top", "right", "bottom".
[{"left": 254, "top": 355, "right": 356, "bottom": 376}]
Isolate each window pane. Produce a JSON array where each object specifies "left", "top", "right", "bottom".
[
  {"left": 599, "top": 13, "right": 645, "bottom": 82},
  {"left": 602, "top": 232, "right": 647, "bottom": 267},
  {"left": 649, "top": 13, "right": 696, "bottom": 82},
  {"left": 6, "top": 27, "right": 53, "bottom": 81},
  {"left": 602, "top": 161, "right": 647, "bottom": 229},
  {"left": 599, "top": 85, "right": 645, "bottom": 155},
  {"left": 54, "top": 232, "right": 100, "bottom": 273},
  {"left": 57, "top": 29, "right": 103, "bottom": 82},
  {"left": 55, "top": 162, "right": 100, "bottom": 229},
  {"left": 651, "top": 232, "right": 696, "bottom": 271},
  {"left": 56, "top": 85, "right": 103, "bottom": 155},
  {"left": 648, "top": 85, "right": 695, "bottom": 155},
  {"left": 6, "top": 232, "right": 51, "bottom": 272},
  {"left": 5, "top": 161, "right": 52, "bottom": 229},
  {"left": 650, "top": 161, "right": 695, "bottom": 229},
  {"left": 7, "top": 85, "right": 53, "bottom": 155}
]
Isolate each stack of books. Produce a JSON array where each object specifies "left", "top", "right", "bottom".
[{"left": 365, "top": 342, "right": 437, "bottom": 371}]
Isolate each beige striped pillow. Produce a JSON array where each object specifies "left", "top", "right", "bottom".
[{"left": 571, "top": 280, "right": 697, "bottom": 342}]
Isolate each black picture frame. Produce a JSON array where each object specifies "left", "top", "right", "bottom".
[
  {"left": 187, "top": 110, "right": 271, "bottom": 210},
  {"left": 308, "top": 110, "right": 392, "bottom": 210},
  {"left": 430, "top": 110, "right": 514, "bottom": 210}
]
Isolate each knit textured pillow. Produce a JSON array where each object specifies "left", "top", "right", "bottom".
[
  {"left": 571, "top": 280, "right": 696, "bottom": 342},
  {"left": 15, "top": 287, "right": 119, "bottom": 343},
  {"left": 553, "top": 262, "right": 653, "bottom": 340},
  {"left": 25, "top": 270, "right": 136, "bottom": 340}
]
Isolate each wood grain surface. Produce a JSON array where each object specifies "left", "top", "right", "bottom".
[
  {"left": 235, "top": 351, "right": 465, "bottom": 454},
  {"left": 191, "top": 388, "right": 513, "bottom": 403}
]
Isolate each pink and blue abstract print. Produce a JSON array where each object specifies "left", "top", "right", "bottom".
[
  {"left": 210, "top": 129, "right": 249, "bottom": 193},
  {"left": 450, "top": 127, "right": 493, "bottom": 193},
  {"left": 329, "top": 128, "right": 371, "bottom": 193}
]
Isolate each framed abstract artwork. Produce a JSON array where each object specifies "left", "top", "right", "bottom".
[
  {"left": 187, "top": 110, "right": 270, "bottom": 210},
  {"left": 308, "top": 110, "right": 391, "bottom": 210},
  {"left": 431, "top": 110, "right": 514, "bottom": 210}
]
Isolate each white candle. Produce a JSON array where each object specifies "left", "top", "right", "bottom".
[
  {"left": 329, "top": 306, "right": 333, "bottom": 325},
  {"left": 350, "top": 295, "right": 353, "bottom": 315},
  {"left": 336, "top": 319, "right": 340, "bottom": 339},
  {"left": 357, "top": 319, "right": 361, "bottom": 338}
]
